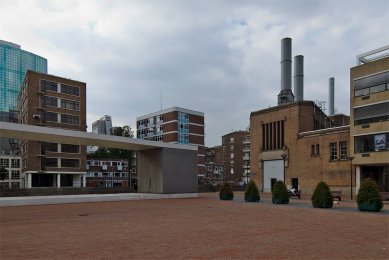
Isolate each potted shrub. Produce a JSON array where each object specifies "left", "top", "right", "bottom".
[
  {"left": 244, "top": 180, "right": 260, "bottom": 202},
  {"left": 219, "top": 183, "right": 234, "bottom": 200},
  {"left": 311, "top": 181, "right": 333, "bottom": 208},
  {"left": 357, "top": 179, "right": 383, "bottom": 212},
  {"left": 272, "top": 180, "right": 289, "bottom": 204}
]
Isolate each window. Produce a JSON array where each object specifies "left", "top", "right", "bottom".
[
  {"left": 354, "top": 133, "right": 389, "bottom": 153},
  {"left": 311, "top": 145, "right": 315, "bottom": 156},
  {"left": 42, "top": 96, "right": 58, "bottom": 107},
  {"left": 61, "top": 159, "right": 80, "bottom": 168},
  {"left": 339, "top": 142, "right": 347, "bottom": 160},
  {"left": 44, "top": 111, "right": 58, "bottom": 122},
  {"left": 354, "top": 102, "right": 389, "bottom": 125},
  {"left": 230, "top": 144, "right": 234, "bottom": 151},
  {"left": 11, "top": 170, "right": 20, "bottom": 179},
  {"left": 11, "top": 159, "right": 20, "bottom": 168},
  {"left": 11, "top": 182, "right": 20, "bottom": 188},
  {"left": 316, "top": 144, "right": 320, "bottom": 155},
  {"left": 230, "top": 153, "right": 234, "bottom": 159},
  {"left": 45, "top": 158, "right": 58, "bottom": 167},
  {"left": 230, "top": 168, "right": 234, "bottom": 174},
  {"left": 330, "top": 143, "right": 337, "bottom": 160},
  {"left": 43, "top": 142, "right": 58, "bottom": 152},
  {"left": 61, "top": 84, "right": 80, "bottom": 96},
  {"left": 61, "top": 144, "right": 79, "bottom": 153},
  {"left": 41, "top": 80, "right": 57, "bottom": 92},
  {"left": 0, "top": 158, "right": 9, "bottom": 167},
  {"left": 61, "top": 114, "right": 79, "bottom": 125},
  {"left": 230, "top": 137, "right": 234, "bottom": 143},
  {"left": 61, "top": 99, "right": 79, "bottom": 110}
]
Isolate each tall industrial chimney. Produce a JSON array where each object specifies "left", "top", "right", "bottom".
[
  {"left": 328, "top": 77, "right": 335, "bottom": 115},
  {"left": 294, "top": 55, "right": 304, "bottom": 101},
  {"left": 278, "top": 37, "right": 295, "bottom": 105}
]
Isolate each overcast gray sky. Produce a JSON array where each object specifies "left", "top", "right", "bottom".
[{"left": 1, "top": 0, "right": 388, "bottom": 146}]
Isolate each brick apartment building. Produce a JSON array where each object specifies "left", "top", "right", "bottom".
[
  {"left": 86, "top": 158, "right": 129, "bottom": 188},
  {"left": 222, "top": 130, "right": 250, "bottom": 184},
  {"left": 136, "top": 107, "right": 205, "bottom": 176},
  {"left": 17, "top": 71, "right": 87, "bottom": 188},
  {"left": 204, "top": 146, "right": 224, "bottom": 184}
]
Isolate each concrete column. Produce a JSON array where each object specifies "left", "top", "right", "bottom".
[
  {"left": 57, "top": 173, "right": 61, "bottom": 188},
  {"left": 355, "top": 166, "right": 361, "bottom": 195},
  {"left": 27, "top": 173, "right": 32, "bottom": 188},
  {"left": 82, "top": 175, "right": 86, "bottom": 187},
  {"left": 137, "top": 147, "right": 198, "bottom": 194}
]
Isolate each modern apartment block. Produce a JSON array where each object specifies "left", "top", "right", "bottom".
[
  {"left": 86, "top": 158, "right": 129, "bottom": 188},
  {"left": 0, "top": 155, "right": 22, "bottom": 188},
  {"left": 17, "top": 71, "right": 87, "bottom": 188},
  {"left": 92, "top": 115, "right": 112, "bottom": 135},
  {"left": 351, "top": 50, "right": 389, "bottom": 193},
  {"left": 0, "top": 40, "right": 47, "bottom": 154},
  {"left": 222, "top": 130, "right": 250, "bottom": 184},
  {"left": 204, "top": 146, "right": 224, "bottom": 184},
  {"left": 136, "top": 107, "right": 205, "bottom": 175},
  {"left": 243, "top": 133, "right": 251, "bottom": 183}
]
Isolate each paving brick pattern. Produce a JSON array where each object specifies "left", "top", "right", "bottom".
[{"left": 1, "top": 192, "right": 388, "bottom": 259}]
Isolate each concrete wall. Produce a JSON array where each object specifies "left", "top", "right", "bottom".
[{"left": 138, "top": 147, "right": 198, "bottom": 194}]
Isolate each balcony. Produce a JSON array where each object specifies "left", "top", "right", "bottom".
[
  {"left": 243, "top": 138, "right": 250, "bottom": 144},
  {"left": 243, "top": 156, "right": 250, "bottom": 161}
]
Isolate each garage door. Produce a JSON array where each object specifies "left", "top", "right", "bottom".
[{"left": 263, "top": 160, "right": 284, "bottom": 192}]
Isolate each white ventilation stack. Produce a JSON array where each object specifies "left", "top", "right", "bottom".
[
  {"left": 294, "top": 55, "right": 304, "bottom": 101},
  {"left": 328, "top": 77, "right": 335, "bottom": 116}
]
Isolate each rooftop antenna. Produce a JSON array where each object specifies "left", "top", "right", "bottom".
[{"left": 160, "top": 93, "right": 162, "bottom": 111}]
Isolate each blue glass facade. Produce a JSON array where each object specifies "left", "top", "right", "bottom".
[
  {"left": 0, "top": 40, "right": 47, "bottom": 112},
  {"left": 178, "top": 112, "right": 189, "bottom": 144}
]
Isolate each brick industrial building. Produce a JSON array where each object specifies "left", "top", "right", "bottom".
[
  {"left": 136, "top": 107, "right": 205, "bottom": 176},
  {"left": 17, "top": 71, "right": 87, "bottom": 188}
]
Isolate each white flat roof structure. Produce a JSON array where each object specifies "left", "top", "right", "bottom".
[{"left": 0, "top": 122, "right": 197, "bottom": 151}]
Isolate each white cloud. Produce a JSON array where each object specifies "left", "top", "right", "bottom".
[{"left": 1, "top": 0, "right": 388, "bottom": 146}]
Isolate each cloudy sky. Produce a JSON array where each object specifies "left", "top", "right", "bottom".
[{"left": 1, "top": 0, "right": 388, "bottom": 146}]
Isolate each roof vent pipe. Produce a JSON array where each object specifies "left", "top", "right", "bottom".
[
  {"left": 328, "top": 77, "right": 335, "bottom": 115},
  {"left": 294, "top": 55, "right": 304, "bottom": 101},
  {"left": 281, "top": 38, "right": 292, "bottom": 91}
]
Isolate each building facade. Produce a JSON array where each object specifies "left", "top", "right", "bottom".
[
  {"left": 136, "top": 107, "right": 205, "bottom": 176},
  {"left": 350, "top": 55, "right": 389, "bottom": 193},
  {"left": 86, "top": 158, "right": 129, "bottom": 188},
  {"left": 92, "top": 115, "right": 112, "bottom": 135},
  {"left": 250, "top": 101, "right": 352, "bottom": 195},
  {"left": 17, "top": 71, "right": 87, "bottom": 188},
  {"left": 0, "top": 40, "right": 47, "bottom": 154},
  {"left": 204, "top": 146, "right": 224, "bottom": 184},
  {"left": 222, "top": 130, "right": 250, "bottom": 184},
  {"left": 0, "top": 155, "right": 22, "bottom": 188}
]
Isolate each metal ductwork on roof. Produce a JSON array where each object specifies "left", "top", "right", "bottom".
[
  {"left": 294, "top": 55, "right": 304, "bottom": 101},
  {"left": 328, "top": 77, "right": 335, "bottom": 115}
]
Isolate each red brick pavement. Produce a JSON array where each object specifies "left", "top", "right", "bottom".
[{"left": 0, "top": 192, "right": 388, "bottom": 259}]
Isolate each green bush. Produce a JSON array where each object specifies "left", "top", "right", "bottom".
[
  {"left": 357, "top": 179, "right": 383, "bottom": 212},
  {"left": 219, "top": 183, "right": 234, "bottom": 200},
  {"left": 244, "top": 180, "right": 260, "bottom": 202},
  {"left": 272, "top": 180, "right": 289, "bottom": 204},
  {"left": 311, "top": 182, "right": 333, "bottom": 208}
]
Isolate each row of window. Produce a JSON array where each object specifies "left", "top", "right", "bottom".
[
  {"left": 41, "top": 96, "right": 80, "bottom": 111},
  {"left": 0, "top": 170, "right": 21, "bottom": 179},
  {"left": 0, "top": 158, "right": 21, "bottom": 168},
  {"left": 206, "top": 165, "right": 224, "bottom": 171},
  {"left": 43, "top": 111, "right": 80, "bottom": 125},
  {"left": 0, "top": 182, "right": 20, "bottom": 189},
  {"left": 354, "top": 82, "right": 388, "bottom": 97},
  {"left": 42, "top": 143, "right": 80, "bottom": 154},
  {"left": 41, "top": 80, "right": 80, "bottom": 96},
  {"left": 42, "top": 158, "right": 80, "bottom": 168},
  {"left": 262, "top": 120, "right": 285, "bottom": 151},
  {"left": 86, "top": 172, "right": 129, "bottom": 177},
  {"left": 87, "top": 160, "right": 129, "bottom": 167}
]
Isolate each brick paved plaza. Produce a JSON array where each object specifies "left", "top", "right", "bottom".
[{"left": 1, "top": 192, "right": 388, "bottom": 259}]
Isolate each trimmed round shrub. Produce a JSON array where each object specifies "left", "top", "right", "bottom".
[
  {"left": 311, "top": 181, "right": 333, "bottom": 208},
  {"left": 244, "top": 180, "right": 260, "bottom": 202},
  {"left": 272, "top": 180, "right": 289, "bottom": 204},
  {"left": 357, "top": 179, "right": 383, "bottom": 212},
  {"left": 219, "top": 183, "right": 234, "bottom": 200}
]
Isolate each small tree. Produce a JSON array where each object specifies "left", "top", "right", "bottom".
[
  {"left": 245, "top": 180, "right": 260, "bottom": 202},
  {"left": 272, "top": 180, "right": 289, "bottom": 204},
  {"left": 311, "top": 181, "right": 333, "bottom": 208},
  {"left": 219, "top": 183, "right": 234, "bottom": 200},
  {"left": 357, "top": 179, "right": 383, "bottom": 212}
]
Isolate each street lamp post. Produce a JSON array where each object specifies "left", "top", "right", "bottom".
[
  {"left": 281, "top": 153, "right": 288, "bottom": 184},
  {"left": 349, "top": 156, "right": 354, "bottom": 200}
]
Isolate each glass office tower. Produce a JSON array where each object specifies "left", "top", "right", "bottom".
[
  {"left": 0, "top": 40, "right": 47, "bottom": 113},
  {"left": 0, "top": 40, "right": 47, "bottom": 154}
]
